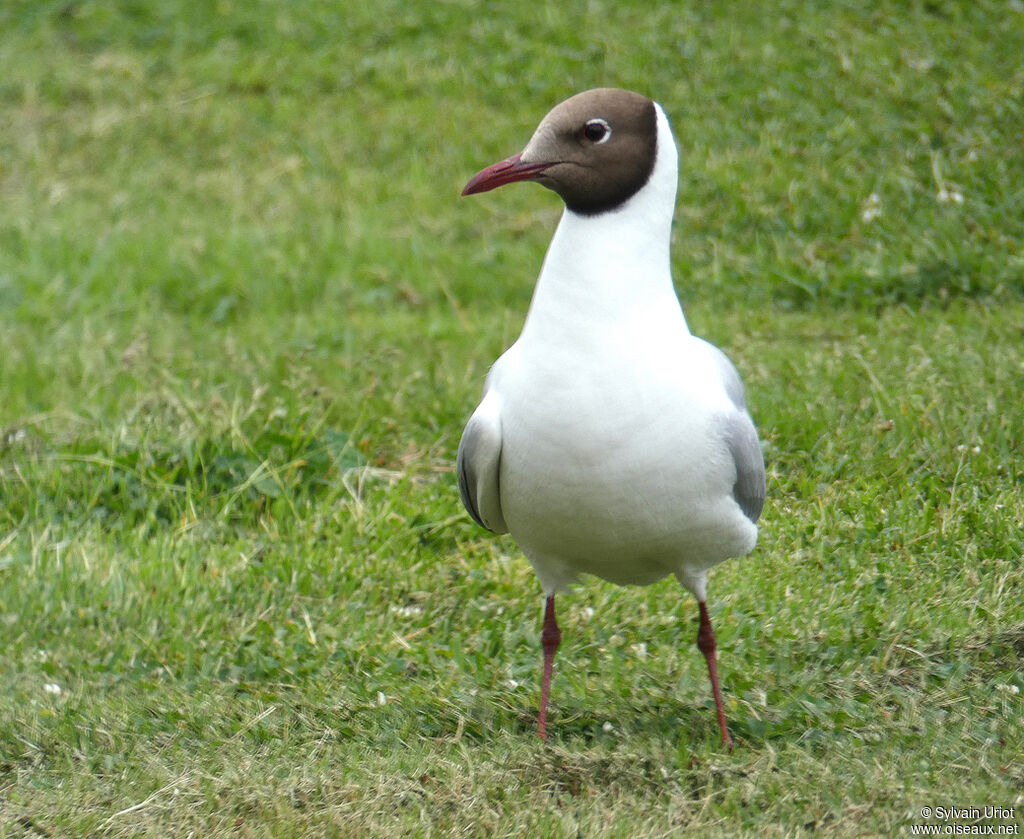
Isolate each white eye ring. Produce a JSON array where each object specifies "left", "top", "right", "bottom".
[{"left": 583, "top": 118, "right": 612, "bottom": 144}]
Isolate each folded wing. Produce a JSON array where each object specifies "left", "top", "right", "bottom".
[
  {"left": 702, "top": 340, "right": 766, "bottom": 524},
  {"left": 456, "top": 390, "right": 509, "bottom": 533}
]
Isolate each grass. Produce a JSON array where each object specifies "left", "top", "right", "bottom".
[{"left": 1, "top": 0, "right": 1022, "bottom": 835}]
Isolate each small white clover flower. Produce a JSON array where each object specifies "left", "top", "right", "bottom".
[
  {"left": 860, "top": 193, "right": 882, "bottom": 223},
  {"left": 937, "top": 187, "right": 964, "bottom": 204},
  {"left": 43, "top": 683, "right": 63, "bottom": 696}
]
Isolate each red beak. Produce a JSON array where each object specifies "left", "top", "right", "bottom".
[{"left": 461, "top": 154, "right": 555, "bottom": 196}]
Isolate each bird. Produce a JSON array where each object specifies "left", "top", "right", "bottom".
[{"left": 456, "top": 88, "right": 765, "bottom": 747}]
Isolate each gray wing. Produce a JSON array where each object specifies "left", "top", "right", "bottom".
[
  {"left": 456, "top": 393, "right": 509, "bottom": 534},
  {"left": 724, "top": 411, "right": 766, "bottom": 524},
  {"left": 706, "top": 341, "right": 748, "bottom": 411},
  {"left": 703, "top": 340, "right": 766, "bottom": 523}
]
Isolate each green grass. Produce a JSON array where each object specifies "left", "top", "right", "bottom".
[{"left": 1, "top": 1, "right": 1023, "bottom": 836}]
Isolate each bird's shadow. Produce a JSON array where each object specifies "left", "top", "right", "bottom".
[{"left": 501, "top": 691, "right": 756, "bottom": 750}]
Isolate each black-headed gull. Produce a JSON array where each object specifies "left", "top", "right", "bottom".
[{"left": 458, "top": 88, "right": 765, "bottom": 747}]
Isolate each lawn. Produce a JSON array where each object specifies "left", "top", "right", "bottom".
[{"left": 1, "top": 1, "right": 1022, "bottom": 836}]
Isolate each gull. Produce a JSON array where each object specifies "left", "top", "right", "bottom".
[{"left": 457, "top": 88, "right": 765, "bottom": 747}]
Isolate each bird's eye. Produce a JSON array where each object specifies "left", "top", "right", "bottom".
[{"left": 583, "top": 118, "right": 611, "bottom": 144}]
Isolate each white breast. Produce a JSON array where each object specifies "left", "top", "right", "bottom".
[{"left": 491, "top": 327, "right": 757, "bottom": 594}]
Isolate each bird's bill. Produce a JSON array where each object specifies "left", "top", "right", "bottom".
[{"left": 461, "top": 154, "right": 554, "bottom": 196}]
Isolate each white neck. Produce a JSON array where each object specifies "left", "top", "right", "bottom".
[{"left": 520, "top": 104, "right": 688, "bottom": 345}]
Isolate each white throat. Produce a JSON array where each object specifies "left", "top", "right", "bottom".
[{"left": 519, "top": 104, "right": 687, "bottom": 344}]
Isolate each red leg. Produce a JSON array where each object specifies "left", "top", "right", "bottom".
[
  {"left": 537, "top": 595, "right": 562, "bottom": 741},
  {"left": 696, "top": 601, "right": 734, "bottom": 749}
]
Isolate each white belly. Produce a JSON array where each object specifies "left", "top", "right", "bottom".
[{"left": 493, "top": 339, "right": 757, "bottom": 592}]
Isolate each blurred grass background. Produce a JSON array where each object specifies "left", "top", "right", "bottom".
[{"left": 0, "top": 1, "right": 1022, "bottom": 836}]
